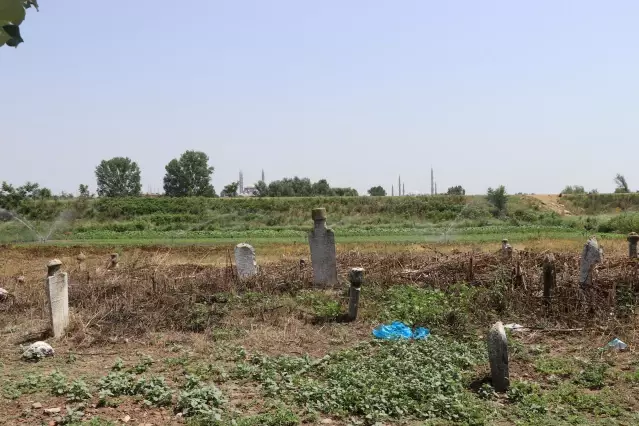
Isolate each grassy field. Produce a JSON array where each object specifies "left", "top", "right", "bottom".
[
  {"left": 2, "top": 243, "right": 639, "bottom": 425},
  {"left": 5, "top": 193, "right": 639, "bottom": 245}
]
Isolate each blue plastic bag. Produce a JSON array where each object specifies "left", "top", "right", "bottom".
[{"left": 372, "top": 321, "right": 430, "bottom": 340}]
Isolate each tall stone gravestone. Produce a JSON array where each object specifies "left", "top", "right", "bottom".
[
  {"left": 579, "top": 236, "right": 603, "bottom": 290},
  {"left": 309, "top": 208, "right": 338, "bottom": 288},
  {"left": 46, "top": 259, "right": 69, "bottom": 338},
  {"left": 235, "top": 243, "right": 258, "bottom": 279},
  {"left": 487, "top": 321, "right": 509, "bottom": 392}
]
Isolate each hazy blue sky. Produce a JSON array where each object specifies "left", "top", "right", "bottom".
[{"left": 3, "top": 1, "right": 639, "bottom": 195}]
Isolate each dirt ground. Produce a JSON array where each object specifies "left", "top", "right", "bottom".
[
  {"left": 526, "top": 194, "right": 574, "bottom": 216},
  {"left": 1, "top": 241, "right": 638, "bottom": 425}
]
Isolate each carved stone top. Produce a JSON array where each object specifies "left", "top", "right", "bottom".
[
  {"left": 628, "top": 232, "right": 639, "bottom": 243},
  {"left": 47, "top": 259, "right": 62, "bottom": 267},
  {"left": 312, "top": 208, "right": 327, "bottom": 221},
  {"left": 348, "top": 267, "right": 364, "bottom": 286}
]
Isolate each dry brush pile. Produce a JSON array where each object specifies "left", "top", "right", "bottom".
[{"left": 2, "top": 247, "right": 639, "bottom": 343}]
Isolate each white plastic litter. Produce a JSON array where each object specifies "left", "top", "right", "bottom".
[
  {"left": 0, "top": 288, "right": 8, "bottom": 301},
  {"left": 504, "top": 323, "right": 528, "bottom": 332},
  {"left": 22, "top": 341, "right": 54, "bottom": 360}
]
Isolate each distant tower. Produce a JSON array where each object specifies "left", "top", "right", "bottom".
[
  {"left": 402, "top": 183, "right": 405, "bottom": 196},
  {"left": 430, "top": 167, "right": 434, "bottom": 196},
  {"left": 435, "top": 181, "right": 438, "bottom": 195},
  {"left": 239, "top": 171, "right": 244, "bottom": 193},
  {"left": 398, "top": 175, "right": 401, "bottom": 197},
  {"left": 392, "top": 185, "right": 394, "bottom": 196},
  {"left": 261, "top": 169, "right": 265, "bottom": 183}
]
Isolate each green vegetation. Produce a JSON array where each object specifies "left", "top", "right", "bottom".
[
  {"left": 0, "top": 0, "right": 38, "bottom": 48},
  {"left": 95, "top": 157, "right": 142, "bottom": 197},
  {"left": 163, "top": 150, "right": 216, "bottom": 197}
]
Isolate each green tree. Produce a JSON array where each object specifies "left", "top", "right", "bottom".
[
  {"left": 0, "top": 0, "right": 38, "bottom": 48},
  {"left": 221, "top": 182, "right": 239, "bottom": 197},
  {"left": 368, "top": 186, "right": 387, "bottom": 196},
  {"left": 254, "top": 180, "right": 269, "bottom": 197},
  {"left": 487, "top": 185, "right": 508, "bottom": 216},
  {"left": 163, "top": 151, "right": 215, "bottom": 197},
  {"left": 95, "top": 157, "right": 142, "bottom": 197},
  {"left": 561, "top": 185, "right": 585, "bottom": 195},
  {"left": 614, "top": 174, "right": 629, "bottom": 193},
  {"left": 312, "top": 179, "right": 333, "bottom": 196},
  {"left": 446, "top": 186, "right": 465, "bottom": 195},
  {"left": 333, "top": 187, "right": 359, "bottom": 196},
  {"left": 78, "top": 184, "right": 90, "bottom": 198}
]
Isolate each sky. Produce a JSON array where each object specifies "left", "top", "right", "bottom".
[{"left": 2, "top": 1, "right": 639, "bottom": 196}]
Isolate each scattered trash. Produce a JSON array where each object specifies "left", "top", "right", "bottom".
[
  {"left": 0, "top": 288, "right": 8, "bottom": 301},
  {"left": 372, "top": 321, "right": 430, "bottom": 340},
  {"left": 504, "top": 323, "right": 529, "bottom": 332},
  {"left": 607, "top": 338, "right": 628, "bottom": 351},
  {"left": 22, "top": 341, "right": 54, "bottom": 361}
]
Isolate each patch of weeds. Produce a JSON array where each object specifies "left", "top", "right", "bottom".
[
  {"left": 67, "top": 379, "right": 92, "bottom": 402},
  {"left": 112, "top": 358, "right": 125, "bottom": 371},
  {"left": 57, "top": 404, "right": 85, "bottom": 424},
  {"left": 74, "top": 418, "right": 116, "bottom": 426},
  {"left": 17, "top": 374, "right": 46, "bottom": 394},
  {"left": 187, "top": 363, "right": 228, "bottom": 383},
  {"left": 2, "top": 383, "right": 21, "bottom": 400},
  {"left": 477, "top": 383, "right": 497, "bottom": 400},
  {"left": 547, "top": 383, "right": 622, "bottom": 417},
  {"left": 165, "top": 355, "right": 191, "bottom": 367},
  {"left": 231, "top": 406, "right": 300, "bottom": 426},
  {"left": 130, "top": 355, "right": 154, "bottom": 374},
  {"left": 49, "top": 370, "right": 69, "bottom": 396},
  {"left": 575, "top": 362, "right": 609, "bottom": 389},
  {"left": 296, "top": 291, "right": 342, "bottom": 321},
  {"left": 244, "top": 337, "right": 487, "bottom": 424},
  {"left": 98, "top": 371, "right": 137, "bottom": 398},
  {"left": 135, "top": 376, "right": 173, "bottom": 407},
  {"left": 176, "top": 384, "right": 225, "bottom": 421},
  {"left": 534, "top": 356, "right": 577, "bottom": 377}
]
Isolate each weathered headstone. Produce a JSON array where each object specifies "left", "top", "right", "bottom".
[
  {"left": 348, "top": 268, "right": 364, "bottom": 321},
  {"left": 234, "top": 243, "right": 258, "bottom": 279},
  {"left": 77, "top": 252, "right": 87, "bottom": 271},
  {"left": 487, "top": 321, "right": 509, "bottom": 392},
  {"left": 579, "top": 237, "right": 603, "bottom": 289},
  {"left": 309, "top": 208, "right": 338, "bottom": 288},
  {"left": 108, "top": 253, "right": 119, "bottom": 270},
  {"left": 501, "top": 239, "right": 513, "bottom": 259},
  {"left": 542, "top": 253, "right": 555, "bottom": 309},
  {"left": 628, "top": 233, "right": 639, "bottom": 258},
  {"left": 46, "top": 259, "right": 68, "bottom": 338}
]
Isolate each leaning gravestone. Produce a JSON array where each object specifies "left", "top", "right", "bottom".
[
  {"left": 235, "top": 243, "right": 258, "bottom": 279},
  {"left": 309, "top": 208, "right": 338, "bottom": 288},
  {"left": 487, "top": 321, "right": 509, "bottom": 392},
  {"left": 46, "top": 259, "right": 69, "bottom": 338},
  {"left": 579, "top": 236, "right": 603, "bottom": 289}
]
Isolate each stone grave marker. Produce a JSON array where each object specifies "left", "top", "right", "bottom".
[
  {"left": 46, "top": 259, "right": 68, "bottom": 338},
  {"left": 235, "top": 243, "right": 258, "bottom": 279},
  {"left": 579, "top": 236, "right": 602, "bottom": 289},
  {"left": 487, "top": 321, "right": 509, "bottom": 392},
  {"left": 309, "top": 208, "right": 338, "bottom": 287}
]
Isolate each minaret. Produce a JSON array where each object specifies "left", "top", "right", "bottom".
[
  {"left": 398, "top": 175, "right": 401, "bottom": 197},
  {"left": 239, "top": 171, "right": 244, "bottom": 193},
  {"left": 392, "top": 185, "right": 394, "bottom": 196},
  {"left": 261, "top": 169, "right": 265, "bottom": 183},
  {"left": 430, "top": 167, "right": 434, "bottom": 196},
  {"left": 402, "top": 183, "right": 405, "bottom": 196}
]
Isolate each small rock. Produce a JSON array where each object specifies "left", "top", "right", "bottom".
[
  {"left": 122, "top": 415, "right": 131, "bottom": 423},
  {"left": 22, "top": 341, "right": 54, "bottom": 361},
  {"left": 0, "top": 288, "right": 8, "bottom": 302},
  {"left": 175, "top": 413, "right": 183, "bottom": 418},
  {"left": 32, "top": 402, "right": 42, "bottom": 409},
  {"left": 48, "top": 421, "right": 55, "bottom": 426},
  {"left": 17, "top": 276, "right": 25, "bottom": 283},
  {"left": 44, "top": 407, "right": 61, "bottom": 414},
  {"left": 321, "top": 420, "right": 333, "bottom": 424}
]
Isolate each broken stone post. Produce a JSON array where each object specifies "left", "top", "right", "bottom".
[
  {"left": 108, "top": 253, "right": 119, "bottom": 270},
  {"left": 579, "top": 237, "right": 603, "bottom": 290},
  {"left": 628, "top": 232, "right": 639, "bottom": 258},
  {"left": 487, "top": 321, "right": 509, "bottom": 392},
  {"left": 543, "top": 253, "right": 555, "bottom": 309},
  {"left": 348, "top": 268, "right": 364, "bottom": 321},
  {"left": 501, "top": 239, "right": 513, "bottom": 260},
  {"left": 46, "top": 259, "right": 68, "bottom": 338},
  {"left": 467, "top": 256, "right": 474, "bottom": 282},
  {"left": 77, "top": 252, "right": 86, "bottom": 271},
  {"left": 234, "top": 243, "right": 258, "bottom": 279},
  {"left": 309, "top": 208, "right": 338, "bottom": 288}
]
